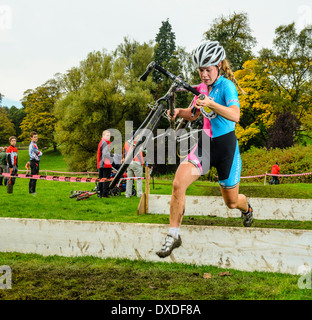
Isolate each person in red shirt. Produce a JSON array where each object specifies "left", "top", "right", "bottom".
[
  {"left": 6, "top": 136, "right": 18, "bottom": 194},
  {"left": 271, "top": 162, "right": 280, "bottom": 184},
  {"left": 97, "top": 130, "right": 113, "bottom": 198}
]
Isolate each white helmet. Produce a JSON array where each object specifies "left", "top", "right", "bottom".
[{"left": 193, "top": 41, "right": 226, "bottom": 67}]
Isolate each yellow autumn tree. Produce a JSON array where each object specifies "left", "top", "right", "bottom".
[
  {"left": 234, "top": 59, "right": 275, "bottom": 151},
  {"left": 258, "top": 23, "right": 312, "bottom": 147},
  {"left": 300, "top": 108, "right": 312, "bottom": 141},
  {"left": 19, "top": 79, "right": 60, "bottom": 150}
]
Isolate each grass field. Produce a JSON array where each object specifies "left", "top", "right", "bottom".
[
  {"left": 1, "top": 149, "right": 312, "bottom": 300},
  {"left": 0, "top": 252, "right": 310, "bottom": 300}
]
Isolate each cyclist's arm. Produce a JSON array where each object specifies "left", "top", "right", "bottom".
[
  {"left": 168, "top": 107, "right": 200, "bottom": 122},
  {"left": 195, "top": 98, "right": 240, "bottom": 123},
  {"left": 194, "top": 81, "right": 241, "bottom": 123}
]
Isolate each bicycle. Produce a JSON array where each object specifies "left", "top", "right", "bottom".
[
  {"left": 109, "top": 167, "right": 137, "bottom": 197},
  {"left": 70, "top": 184, "right": 98, "bottom": 200},
  {"left": 69, "top": 190, "right": 89, "bottom": 198},
  {"left": 109, "top": 61, "right": 205, "bottom": 190}
]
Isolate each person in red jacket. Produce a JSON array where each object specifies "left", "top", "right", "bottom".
[
  {"left": 6, "top": 136, "right": 18, "bottom": 194},
  {"left": 97, "top": 130, "right": 113, "bottom": 198},
  {"left": 271, "top": 162, "right": 280, "bottom": 185}
]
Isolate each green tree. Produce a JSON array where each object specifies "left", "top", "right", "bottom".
[
  {"left": 152, "top": 19, "right": 195, "bottom": 131},
  {"left": 152, "top": 18, "right": 185, "bottom": 104},
  {"left": 54, "top": 41, "right": 155, "bottom": 171},
  {"left": 5, "top": 106, "right": 26, "bottom": 138},
  {"left": 114, "top": 37, "right": 155, "bottom": 129},
  {"left": 258, "top": 23, "right": 312, "bottom": 146},
  {"left": 20, "top": 79, "right": 60, "bottom": 150},
  {"left": 54, "top": 51, "right": 122, "bottom": 171},
  {"left": 0, "top": 107, "right": 16, "bottom": 145},
  {"left": 153, "top": 19, "right": 177, "bottom": 83},
  {"left": 203, "top": 12, "right": 257, "bottom": 71},
  {"left": 234, "top": 59, "right": 275, "bottom": 151}
]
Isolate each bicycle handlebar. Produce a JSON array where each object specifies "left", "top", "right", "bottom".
[
  {"left": 138, "top": 61, "right": 156, "bottom": 82},
  {"left": 139, "top": 61, "right": 205, "bottom": 117}
]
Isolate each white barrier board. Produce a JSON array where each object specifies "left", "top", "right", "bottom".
[
  {"left": 148, "top": 195, "right": 312, "bottom": 221},
  {"left": 0, "top": 217, "right": 311, "bottom": 275}
]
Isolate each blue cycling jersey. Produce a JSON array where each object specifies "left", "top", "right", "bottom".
[
  {"left": 194, "top": 76, "right": 240, "bottom": 138},
  {"left": 189, "top": 76, "right": 242, "bottom": 188}
]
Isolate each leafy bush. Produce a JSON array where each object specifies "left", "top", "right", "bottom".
[{"left": 241, "top": 145, "right": 312, "bottom": 183}]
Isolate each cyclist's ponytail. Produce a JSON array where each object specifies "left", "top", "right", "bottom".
[{"left": 221, "top": 59, "right": 246, "bottom": 95}]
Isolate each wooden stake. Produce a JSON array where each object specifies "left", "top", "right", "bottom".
[
  {"left": 137, "top": 166, "right": 150, "bottom": 215},
  {"left": 145, "top": 166, "right": 150, "bottom": 214}
]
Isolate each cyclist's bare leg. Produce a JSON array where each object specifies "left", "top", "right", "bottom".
[
  {"left": 219, "top": 184, "right": 248, "bottom": 212},
  {"left": 169, "top": 161, "right": 200, "bottom": 228}
]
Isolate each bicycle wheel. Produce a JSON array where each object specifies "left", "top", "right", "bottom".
[
  {"left": 110, "top": 187, "right": 121, "bottom": 197},
  {"left": 70, "top": 190, "right": 86, "bottom": 198},
  {"left": 76, "top": 193, "right": 90, "bottom": 201},
  {"left": 109, "top": 102, "right": 166, "bottom": 189},
  {"left": 176, "top": 117, "right": 203, "bottom": 158}
]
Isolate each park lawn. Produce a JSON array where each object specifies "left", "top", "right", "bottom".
[
  {"left": 1, "top": 148, "right": 312, "bottom": 230},
  {"left": 17, "top": 149, "right": 69, "bottom": 172},
  {"left": 1, "top": 148, "right": 312, "bottom": 301},
  {"left": 1, "top": 173, "right": 312, "bottom": 230},
  {"left": 0, "top": 252, "right": 310, "bottom": 300}
]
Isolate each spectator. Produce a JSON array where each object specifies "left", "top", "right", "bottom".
[
  {"left": 6, "top": 136, "right": 18, "bottom": 194},
  {"left": 97, "top": 130, "right": 113, "bottom": 198},
  {"left": 112, "top": 153, "right": 122, "bottom": 170},
  {"left": 29, "top": 131, "right": 42, "bottom": 194},
  {"left": 123, "top": 131, "right": 145, "bottom": 198},
  {"left": 0, "top": 147, "right": 8, "bottom": 186},
  {"left": 271, "top": 162, "right": 280, "bottom": 185}
]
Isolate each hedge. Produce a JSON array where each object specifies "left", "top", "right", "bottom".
[{"left": 240, "top": 145, "right": 312, "bottom": 183}]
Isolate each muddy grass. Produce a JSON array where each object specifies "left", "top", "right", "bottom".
[
  {"left": 182, "top": 216, "right": 312, "bottom": 230},
  {"left": 0, "top": 253, "right": 308, "bottom": 301}
]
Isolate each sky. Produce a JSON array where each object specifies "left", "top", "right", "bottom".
[{"left": 0, "top": 0, "right": 311, "bottom": 106}]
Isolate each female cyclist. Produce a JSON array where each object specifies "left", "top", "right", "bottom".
[{"left": 156, "top": 40, "right": 253, "bottom": 258}]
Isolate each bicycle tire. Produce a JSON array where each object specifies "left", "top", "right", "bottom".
[
  {"left": 76, "top": 193, "right": 90, "bottom": 201},
  {"left": 110, "top": 187, "right": 121, "bottom": 197},
  {"left": 70, "top": 190, "right": 87, "bottom": 198},
  {"left": 109, "top": 102, "right": 166, "bottom": 189}
]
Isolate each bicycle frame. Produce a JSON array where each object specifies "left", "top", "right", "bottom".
[{"left": 108, "top": 62, "right": 204, "bottom": 190}]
